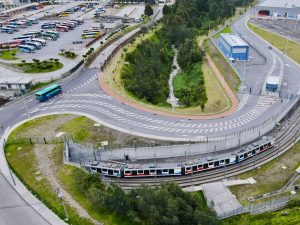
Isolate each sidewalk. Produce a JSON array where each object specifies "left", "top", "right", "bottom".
[{"left": 0, "top": 121, "right": 66, "bottom": 225}]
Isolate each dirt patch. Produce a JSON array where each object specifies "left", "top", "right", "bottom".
[{"left": 33, "top": 144, "right": 99, "bottom": 224}]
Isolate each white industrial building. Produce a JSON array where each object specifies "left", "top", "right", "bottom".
[
  {"left": 0, "top": 77, "right": 33, "bottom": 91},
  {"left": 256, "top": 0, "right": 300, "bottom": 19}
]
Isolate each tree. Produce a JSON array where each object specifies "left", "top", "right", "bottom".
[
  {"left": 144, "top": 4, "right": 154, "bottom": 17},
  {"left": 162, "top": 4, "right": 170, "bottom": 15}
]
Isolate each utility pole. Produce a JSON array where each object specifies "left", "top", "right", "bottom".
[{"left": 56, "top": 188, "right": 69, "bottom": 222}]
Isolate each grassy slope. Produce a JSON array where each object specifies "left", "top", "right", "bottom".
[
  {"left": 248, "top": 22, "right": 300, "bottom": 64},
  {"left": 214, "top": 26, "right": 233, "bottom": 38},
  {"left": 204, "top": 39, "right": 240, "bottom": 92},
  {"left": 229, "top": 142, "right": 300, "bottom": 205},
  {"left": 223, "top": 208, "right": 300, "bottom": 225}
]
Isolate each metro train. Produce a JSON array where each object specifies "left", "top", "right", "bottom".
[{"left": 86, "top": 136, "right": 274, "bottom": 178}]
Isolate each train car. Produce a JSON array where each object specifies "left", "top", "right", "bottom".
[
  {"left": 123, "top": 163, "right": 182, "bottom": 178},
  {"left": 234, "top": 136, "right": 274, "bottom": 161},
  {"left": 89, "top": 161, "right": 123, "bottom": 178},
  {"left": 183, "top": 153, "right": 236, "bottom": 175}
]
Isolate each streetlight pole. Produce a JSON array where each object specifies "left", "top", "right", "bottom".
[{"left": 56, "top": 188, "right": 69, "bottom": 222}]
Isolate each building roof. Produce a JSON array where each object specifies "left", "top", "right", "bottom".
[
  {"left": 266, "top": 76, "right": 280, "bottom": 85},
  {"left": 258, "top": 0, "right": 300, "bottom": 8},
  {"left": 220, "top": 33, "right": 249, "bottom": 47},
  {"left": 0, "top": 77, "right": 32, "bottom": 84}
]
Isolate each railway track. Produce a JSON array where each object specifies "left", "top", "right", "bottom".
[{"left": 110, "top": 107, "right": 300, "bottom": 190}]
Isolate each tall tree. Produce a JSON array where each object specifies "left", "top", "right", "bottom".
[{"left": 144, "top": 4, "right": 154, "bottom": 17}]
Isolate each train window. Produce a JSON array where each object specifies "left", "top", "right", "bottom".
[
  {"left": 157, "top": 170, "right": 162, "bottom": 175},
  {"left": 125, "top": 171, "right": 131, "bottom": 174},
  {"left": 144, "top": 170, "right": 150, "bottom": 175},
  {"left": 169, "top": 169, "right": 174, "bottom": 174},
  {"left": 214, "top": 161, "right": 219, "bottom": 167},
  {"left": 220, "top": 160, "right": 224, "bottom": 163},
  {"left": 163, "top": 169, "right": 168, "bottom": 173},
  {"left": 186, "top": 167, "right": 191, "bottom": 171},
  {"left": 150, "top": 170, "right": 155, "bottom": 173},
  {"left": 132, "top": 171, "right": 137, "bottom": 175},
  {"left": 268, "top": 142, "right": 271, "bottom": 146},
  {"left": 198, "top": 164, "right": 203, "bottom": 168},
  {"left": 97, "top": 168, "right": 101, "bottom": 173},
  {"left": 260, "top": 146, "right": 263, "bottom": 150},
  {"left": 108, "top": 170, "right": 113, "bottom": 175},
  {"left": 209, "top": 162, "right": 213, "bottom": 166},
  {"left": 192, "top": 166, "right": 197, "bottom": 171},
  {"left": 256, "top": 148, "right": 259, "bottom": 151},
  {"left": 264, "top": 144, "right": 267, "bottom": 147},
  {"left": 244, "top": 153, "right": 248, "bottom": 158},
  {"left": 204, "top": 164, "right": 208, "bottom": 169},
  {"left": 113, "top": 170, "right": 118, "bottom": 173},
  {"left": 138, "top": 170, "right": 143, "bottom": 174},
  {"left": 252, "top": 150, "right": 256, "bottom": 154},
  {"left": 225, "top": 159, "right": 230, "bottom": 164},
  {"left": 102, "top": 169, "right": 107, "bottom": 172}
]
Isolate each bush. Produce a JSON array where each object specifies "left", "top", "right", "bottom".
[{"left": 288, "top": 197, "right": 300, "bottom": 208}]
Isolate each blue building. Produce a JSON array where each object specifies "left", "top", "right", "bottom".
[{"left": 219, "top": 33, "right": 249, "bottom": 61}]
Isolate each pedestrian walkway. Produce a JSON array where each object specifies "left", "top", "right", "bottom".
[{"left": 202, "top": 182, "right": 245, "bottom": 217}]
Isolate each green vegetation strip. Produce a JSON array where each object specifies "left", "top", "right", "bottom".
[
  {"left": 204, "top": 39, "right": 240, "bottom": 92},
  {"left": 0, "top": 49, "right": 18, "bottom": 60},
  {"left": 248, "top": 22, "right": 300, "bottom": 64},
  {"left": 213, "top": 26, "right": 233, "bottom": 38},
  {"left": 13, "top": 59, "right": 63, "bottom": 73}
]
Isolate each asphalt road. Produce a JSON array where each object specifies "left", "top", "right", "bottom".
[
  {"left": 0, "top": 5, "right": 300, "bottom": 224},
  {"left": 1, "top": 9, "right": 299, "bottom": 143},
  {"left": 0, "top": 173, "right": 49, "bottom": 225}
]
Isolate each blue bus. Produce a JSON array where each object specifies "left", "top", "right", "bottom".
[
  {"left": 17, "top": 45, "right": 36, "bottom": 53},
  {"left": 35, "top": 84, "right": 62, "bottom": 102}
]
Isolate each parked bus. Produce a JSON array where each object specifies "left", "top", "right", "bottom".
[
  {"left": 41, "top": 23, "right": 56, "bottom": 29},
  {"left": 56, "top": 25, "right": 69, "bottom": 32},
  {"left": 81, "top": 32, "right": 100, "bottom": 39},
  {"left": 59, "top": 12, "right": 70, "bottom": 17},
  {"left": 1, "top": 27, "right": 15, "bottom": 34},
  {"left": 45, "top": 30, "right": 59, "bottom": 38},
  {"left": 8, "top": 22, "right": 22, "bottom": 28},
  {"left": 6, "top": 25, "right": 19, "bottom": 31},
  {"left": 70, "top": 18, "right": 84, "bottom": 24},
  {"left": 13, "top": 35, "right": 33, "bottom": 40},
  {"left": 32, "top": 38, "right": 47, "bottom": 46},
  {"left": 28, "top": 18, "right": 39, "bottom": 24},
  {"left": 17, "top": 45, "right": 36, "bottom": 53},
  {"left": 23, "top": 41, "right": 42, "bottom": 50},
  {"left": 15, "top": 21, "right": 28, "bottom": 28},
  {"left": 23, "top": 31, "right": 42, "bottom": 38},
  {"left": 35, "top": 84, "right": 62, "bottom": 102},
  {"left": 41, "top": 32, "right": 57, "bottom": 41},
  {"left": 20, "top": 20, "right": 32, "bottom": 26},
  {"left": 1, "top": 40, "right": 22, "bottom": 48},
  {"left": 61, "top": 22, "right": 75, "bottom": 29}
]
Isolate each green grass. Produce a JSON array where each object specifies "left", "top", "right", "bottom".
[
  {"left": 30, "top": 80, "right": 58, "bottom": 92},
  {"left": 214, "top": 26, "right": 233, "bottom": 38},
  {"left": 0, "top": 49, "right": 18, "bottom": 60},
  {"left": 5, "top": 143, "right": 93, "bottom": 225},
  {"left": 222, "top": 207, "right": 300, "bottom": 225},
  {"left": 229, "top": 142, "right": 300, "bottom": 205},
  {"left": 248, "top": 22, "right": 300, "bottom": 64},
  {"left": 204, "top": 39, "right": 240, "bottom": 93},
  {"left": 14, "top": 61, "right": 63, "bottom": 73}
]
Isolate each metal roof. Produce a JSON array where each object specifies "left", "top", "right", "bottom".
[
  {"left": 0, "top": 77, "right": 32, "bottom": 84},
  {"left": 259, "top": 0, "right": 300, "bottom": 8},
  {"left": 267, "top": 76, "right": 280, "bottom": 85},
  {"left": 220, "top": 33, "right": 249, "bottom": 47}
]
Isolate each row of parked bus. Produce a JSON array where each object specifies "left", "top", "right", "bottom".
[
  {"left": 1, "top": 18, "right": 39, "bottom": 34},
  {"left": 81, "top": 26, "right": 102, "bottom": 39},
  {"left": 40, "top": 18, "right": 84, "bottom": 33}
]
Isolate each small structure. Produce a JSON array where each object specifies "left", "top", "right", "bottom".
[
  {"left": 219, "top": 33, "right": 249, "bottom": 61},
  {"left": 102, "top": 19, "right": 122, "bottom": 29},
  {"left": 256, "top": 0, "right": 300, "bottom": 19},
  {"left": 266, "top": 76, "right": 280, "bottom": 92},
  {"left": 0, "top": 77, "right": 33, "bottom": 91}
]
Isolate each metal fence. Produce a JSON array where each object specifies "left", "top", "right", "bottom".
[{"left": 218, "top": 195, "right": 294, "bottom": 219}]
